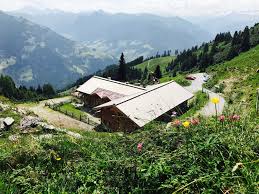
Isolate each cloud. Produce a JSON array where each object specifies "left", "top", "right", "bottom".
[{"left": 0, "top": 0, "right": 259, "bottom": 16}]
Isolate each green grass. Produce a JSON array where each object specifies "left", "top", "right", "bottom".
[
  {"left": 58, "top": 103, "right": 85, "bottom": 119},
  {"left": 135, "top": 56, "right": 174, "bottom": 74},
  {"left": 180, "top": 91, "right": 209, "bottom": 119},
  {"left": 160, "top": 74, "right": 191, "bottom": 86},
  {"left": 0, "top": 114, "right": 258, "bottom": 193},
  {"left": 205, "top": 45, "right": 259, "bottom": 113}
]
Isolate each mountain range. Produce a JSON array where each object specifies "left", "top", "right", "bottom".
[
  {"left": 187, "top": 12, "right": 259, "bottom": 35},
  {"left": 11, "top": 9, "right": 212, "bottom": 58},
  {"left": 0, "top": 11, "right": 115, "bottom": 88}
]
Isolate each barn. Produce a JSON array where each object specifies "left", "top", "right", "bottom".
[
  {"left": 95, "top": 81, "right": 194, "bottom": 132},
  {"left": 76, "top": 76, "right": 147, "bottom": 107}
]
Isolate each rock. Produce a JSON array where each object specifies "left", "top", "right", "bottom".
[
  {"left": 39, "top": 123, "right": 55, "bottom": 131},
  {"left": 38, "top": 134, "right": 53, "bottom": 140},
  {"left": 3, "top": 117, "right": 14, "bottom": 127},
  {"left": 8, "top": 134, "right": 21, "bottom": 142},
  {"left": 55, "top": 128, "right": 67, "bottom": 133},
  {"left": 0, "top": 103, "right": 10, "bottom": 111},
  {"left": 20, "top": 116, "right": 41, "bottom": 130},
  {"left": 66, "top": 131, "right": 82, "bottom": 139},
  {"left": 0, "top": 118, "right": 5, "bottom": 130}
]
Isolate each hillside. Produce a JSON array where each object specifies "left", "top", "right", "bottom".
[
  {"left": 0, "top": 11, "right": 115, "bottom": 89},
  {"left": 12, "top": 10, "right": 211, "bottom": 58},
  {"left": 205, "top": 45, "right": 259, "bottom": 112},
  {"left": 135, "top": 56, "right": 174, "bottom": 74},
  {"left": 0, "top": 95, "right": 258, "bottom": 193}
]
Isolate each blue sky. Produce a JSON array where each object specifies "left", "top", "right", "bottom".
[{"left": 1, "top": 0, "right": 259, "bottom": 16}]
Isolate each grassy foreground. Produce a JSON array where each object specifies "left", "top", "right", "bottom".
[{"left": 0, "top": 111, "right": 258, "bottom": 193}]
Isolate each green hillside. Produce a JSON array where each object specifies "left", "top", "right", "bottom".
[
  {"left": 135, "top": 56, "right": 174, "bottom": 73},
  {"left": 205, "top": 45, "right": 259, "bottom": 112}
]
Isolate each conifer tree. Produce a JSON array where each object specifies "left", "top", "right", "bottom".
[
  {"left": 241, "top": 26, "right": 251, "bottom": 52},
  {"left": 118, "top": 53, "right": 127, "bottom": 81},
  {"left": 154, "top": 65, "right": 162, "bottom": 79}
]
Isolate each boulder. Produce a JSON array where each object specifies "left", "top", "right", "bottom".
[
  {"left": 3, "top": 117, "right": 14, "bottom": 127},
  {"left": 20, "top": 116, "right": 42, "bottom": 130}
]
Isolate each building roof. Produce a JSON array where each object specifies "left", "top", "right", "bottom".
[
  {"left": 77, "top": 76, "right": 146, "bottom": 96},
  {"left": 91, "top": 88, "right": 126, "bottom": 100},
  {"left": 95, "top": 81, "right": 194, "bottom": 127}
]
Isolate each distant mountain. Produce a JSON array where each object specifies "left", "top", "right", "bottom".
[
  {"left": 187, "top": 12, "right": 259, "bottom": 35},
  {"left": 0, "top": 11, "right": 115, "bottom": 89},
  {"left": 11, "top": 9, "right": 211, "bottom": 56}
]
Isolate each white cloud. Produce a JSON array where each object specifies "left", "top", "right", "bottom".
[{"left": 0, "top": 0, "right": 259, "bottom": 16}]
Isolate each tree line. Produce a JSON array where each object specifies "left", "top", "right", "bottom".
[
  {"left": 167, "top": 24, "right": 259, "bottom": 73},
  {"left": 0, "top": 75, "right": 56, "bottom": 101}
]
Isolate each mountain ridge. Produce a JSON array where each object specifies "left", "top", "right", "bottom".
[{"left": 0, "top": 11, "right": 116, "bottom": 89}]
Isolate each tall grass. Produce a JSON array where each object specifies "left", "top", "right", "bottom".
[{"left": 0, "top": 114, "right": 258, "bottom": 193}]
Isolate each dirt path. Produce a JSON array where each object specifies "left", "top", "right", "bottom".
[
  {"left": 18, "top": 96, "right": 97, "bottom": 131},
  {"left": 184, "top": 73, "right": 225, "bottom": 117}
]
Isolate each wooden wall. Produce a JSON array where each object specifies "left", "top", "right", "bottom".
[{"left": 100, "top": 106, "right": 139, "bottom": 132}]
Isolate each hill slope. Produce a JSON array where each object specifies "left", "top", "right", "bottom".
[
  {"left": 205, "top": 45, "right": 259, "bottom": 111},
  {"left": 135, "top": 56, "right": 174, "bottom": 74},
  {"left": 0, "top": 11, "right": 115, "bottom": 88}
]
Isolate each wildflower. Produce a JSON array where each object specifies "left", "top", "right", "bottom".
[
  {"left": 137, "top": 143, "right": 143, "bottom": 152},
  {"left": 229, "top": 114, "right": 241, "bottom": 121},
  {"left": 190, "top": 118, "right": 200, "bottom": 126},
  {"left": 55, "top": 157, "right": 62, "bottom": 161},
  {"left": 182, "top": 121, "right": 190, "bottom": 128},
  {"left": 218, "top": 115, "right": 225, "bottom": 122},
  {"left": 172, "top": 119, "right": 181, "bottom": 127},
  {"left": 232, "top": 162, "right": 243, "bottom": 172},
  {"left": 211, "top": 97, "right": 220, "bottom": 104}
]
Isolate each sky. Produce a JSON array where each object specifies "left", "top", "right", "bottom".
[{"left": 0, "top": 0, "right": 259, "bottom": 16}]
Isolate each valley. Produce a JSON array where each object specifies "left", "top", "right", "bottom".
[{"left": 0, "top": 4, "right": 258, "bottom": 194}]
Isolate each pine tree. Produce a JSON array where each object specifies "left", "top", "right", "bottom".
[
  {"left": 240, "top": 26, "right": 250, "bottom": 52},
  {"left": 142, "top": 66, "right": 148, "bottom": 81},
  {"left": 227, "top": 46, "right": 239, "bottom": 60},
  {"left": 36, "top": 85, "right": 43, "bottom": 94},
  {"left": 42, "top": 84, "right": 56, "bottom": 97},
  {"left": 154, "top": 65, "right": 162, "bottom": 79},
  {"left": 117, "top": 53, "right": 127, "bottom": 81}
]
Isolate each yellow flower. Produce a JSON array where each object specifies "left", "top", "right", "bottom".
[
  {"left": 55, "top": 157, "right": 62, "bottom": 161},
  {"left": 211, "top": 97, "right": 220, "bottom": 104},
  {"left": 182, "top": 121, "right": 190, "bottom": 128}
]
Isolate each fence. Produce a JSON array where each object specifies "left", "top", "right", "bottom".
[{"left": 46, "top": 102, "right": 98, "bottom": 126}]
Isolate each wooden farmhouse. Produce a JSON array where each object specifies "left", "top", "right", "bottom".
[
  {"left": 94, "top": 81, "right": 194, "bottom": 132},
  {"left": 76, "top": 76, "right": 147, "bottom": 107},
  {"left": 76, "top": 76, "right": 194, "bottom": 132}
]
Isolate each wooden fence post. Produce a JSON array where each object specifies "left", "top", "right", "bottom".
[{"left": 256, "top": 88, "right": 259, "bottom": 114}]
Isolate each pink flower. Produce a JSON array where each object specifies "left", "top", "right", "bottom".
[
  {"left": 218, "top": 115, "right": 225, "bottom": 122},
  {"left": 137, "top": 143, "right": 143, "bottom": 152},
  {"left": 232, "top": 115, "right": 240, "bottom": 121},
  {"left": 172, "top": 119, "right": 181, "bottom": 127},
  {"left": 191, "top": 118, "right": 200, "bottom": 126}
]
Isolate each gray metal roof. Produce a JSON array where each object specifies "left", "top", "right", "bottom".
[{"left": 95, "top": 81, "right": 194, "bottom": 127}]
